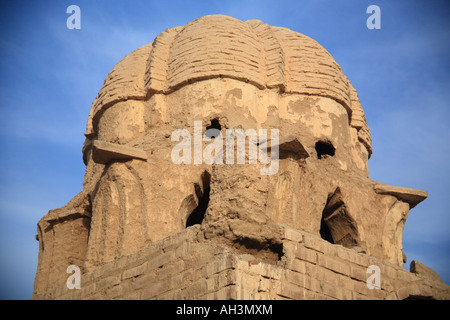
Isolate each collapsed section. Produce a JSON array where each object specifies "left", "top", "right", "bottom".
[
  {"left": 315, "top": 141, "right": 335, "bottom": 159},
  {"left": 320, "top": 188, "right": 359, "bottom": 249},
  {"left": 231, "top": 236, "right": 284, "bottom": 264},
  {"left": 186, "top": 171, "right": 211, "bottom": 228}
]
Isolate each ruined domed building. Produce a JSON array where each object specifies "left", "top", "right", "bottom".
[{"left": 32, "top": 15, "right": 449, "bottom": 300}]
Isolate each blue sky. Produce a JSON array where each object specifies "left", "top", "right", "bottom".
[{"left": 0, "top": 0, "right": 449, "bottom": 299}]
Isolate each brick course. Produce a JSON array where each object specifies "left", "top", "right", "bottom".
[{"left": 33, "top": 225, "right": 450, "bottom": 300}]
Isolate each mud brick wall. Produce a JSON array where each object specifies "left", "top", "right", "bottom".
[
  {"left": 236, "top": 227, "right": 450, "bottom": 300},
  {"left": 32, "top": 225, "right": 450, "bottom": 300}
]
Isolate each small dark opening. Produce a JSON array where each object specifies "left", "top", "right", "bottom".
[
  {"left": 320, "top": 216, "right": 334, "bottom": 244},
  {"left": 315, "top": 141, "right": 335, "bottom": 159},
  {"left": 205, "top": 119, "right": 222, "bottom": 139},
  {"left": 186, "top": 171, "right": 211, "bottom": 227}
]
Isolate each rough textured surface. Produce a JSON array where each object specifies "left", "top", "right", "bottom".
[
  {"left": 84, "top": 15, "right": 371, "bottom": 157},
  {"left": 410, "top": 260, "right": 444, "bottom": 283},
  {"left": 33, "top": 226, "right": 450, "bottom": 300},
  {"left": 33, "top": 15, "right": 448, "bottom": 300},
  {"left": 373, "top": 182, "right": 428, "bottom": 208}
]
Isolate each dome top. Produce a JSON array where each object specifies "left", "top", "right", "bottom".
[{"left": 86, "top": 14, "right": 371, "bottom": 155}]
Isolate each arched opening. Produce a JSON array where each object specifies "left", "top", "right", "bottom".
[
  {"left": 320, "top": 188, "right": 359, "bottom": 249},
  {"left": 186, "top": 171, "right": 211, "bottom": 228}
]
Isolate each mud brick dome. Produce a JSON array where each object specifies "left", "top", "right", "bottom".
[
  {"left": 33, "top": 15, "right": 449, "bottom": 300},
  {"left": 84, "top": 15, "right": 372, "bottom": 156}
]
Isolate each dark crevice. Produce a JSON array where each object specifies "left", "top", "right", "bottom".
[
  {"left": 232, "top": 237, "right": 284, "bottom": 264},
  {"left": 186, "top": 171, "right": 211, "bottom": 228},
  {"left": 320, "top": 188, "right": 359, "bottom": 249},
  {"left": 320, "top": 216, "right": 334, "bottom": 244}
]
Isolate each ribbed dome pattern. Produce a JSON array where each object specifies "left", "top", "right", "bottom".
[{"left": 86, "top": 15, "right": 372, "bottom": 155}]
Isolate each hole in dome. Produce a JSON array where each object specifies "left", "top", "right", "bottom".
[
  {"left": 315, "top": 141, "right": 335, "bottom": 159},
  {"left": 205, "top": 119, "right": 222, "bottom": 139}
]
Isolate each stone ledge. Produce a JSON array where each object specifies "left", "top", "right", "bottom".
[{"left": 373, "top": 182, "right": 427, "bottom": 208}]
